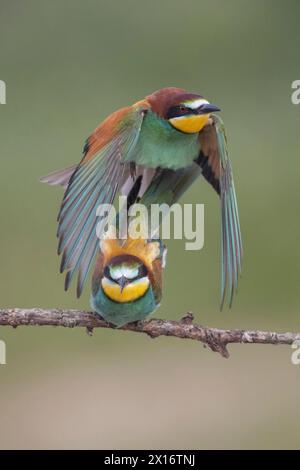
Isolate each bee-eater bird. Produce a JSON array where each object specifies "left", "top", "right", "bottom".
[
  {"left": 91, "top": 235, "right": 166, "bottom": 326},
  {"left": 41, "top": 87, "right": 242, "bottom": 307}
]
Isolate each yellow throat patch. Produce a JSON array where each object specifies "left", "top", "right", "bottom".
[
  {"left": 102, "top": 277, "right": 150, "bottom": 303},
  {"left": 169, "top": 114, "right": 210, "bottom": 134}
]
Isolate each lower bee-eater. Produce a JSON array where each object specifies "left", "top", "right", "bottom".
[{"left": 91, "top": 235, "right": 166, "bottom": 326}]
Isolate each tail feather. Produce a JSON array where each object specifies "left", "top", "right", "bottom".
[{"left": 40, "top": 165, "right": 77, "bottom": 188}]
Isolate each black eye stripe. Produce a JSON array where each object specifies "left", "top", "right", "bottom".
[
  {"left": 166, "top": 105, "right": 198, "bottom": 119},
  {"left": 104, "top": 265, "right": 115, "bottom": 282},
  {"left": 138, "top": 264, "right": 148, "bottom": 278}
]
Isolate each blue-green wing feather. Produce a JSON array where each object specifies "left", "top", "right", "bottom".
[
  {"left": 214, "top": 115, "right": 243, "bottom": 308},
  {"left": 57, "top": 110, "right": 145, "bottom": 297}
]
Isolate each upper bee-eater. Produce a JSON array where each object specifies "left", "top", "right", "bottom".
[
  {"left": 91, "top": 234, "right": 166, "bottom": 326},
  {"left": 41, "top": 87, "right": 242, "bottom": 307}
]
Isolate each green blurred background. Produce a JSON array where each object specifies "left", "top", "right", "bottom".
[{"left": 0, "top": 0, "right": 300, "bottom": 449}]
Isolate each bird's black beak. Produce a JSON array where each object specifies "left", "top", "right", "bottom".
[
  {"left": 197, "top": 103, "right": 221, "bottom": 114},
  {"left": 118, "top": 276, "right": 128, "bottom": 292}
]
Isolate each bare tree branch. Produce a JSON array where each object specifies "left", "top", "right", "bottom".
[{"left": 0, "top": 308, "right": 299, "bottom": 358}]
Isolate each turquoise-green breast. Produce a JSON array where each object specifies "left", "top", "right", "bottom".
[
  {"left": 126, "top": 110, "right": 199, "bottom": 170},
  {"left": 91, "top": 286, "right": 157, "bottom": 327}
]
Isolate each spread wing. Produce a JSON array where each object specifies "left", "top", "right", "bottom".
[
  {"left": 197, "top": 115, "right": 243, "bottom": 308},
  {"left": 45, "top": 105, "right": 146, "bottom": 297}
]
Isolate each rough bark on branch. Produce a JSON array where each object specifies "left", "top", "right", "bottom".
[{"left": 0, "top": 308, "right": 299, "bottom": 358}]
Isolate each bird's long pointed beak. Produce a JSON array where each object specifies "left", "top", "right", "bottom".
[
  {"left": 198, "top": 103, "right": 221, "bottom": 114},
  {"left": 118, "top": 276, "right": 128, "bottom": 293}
]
